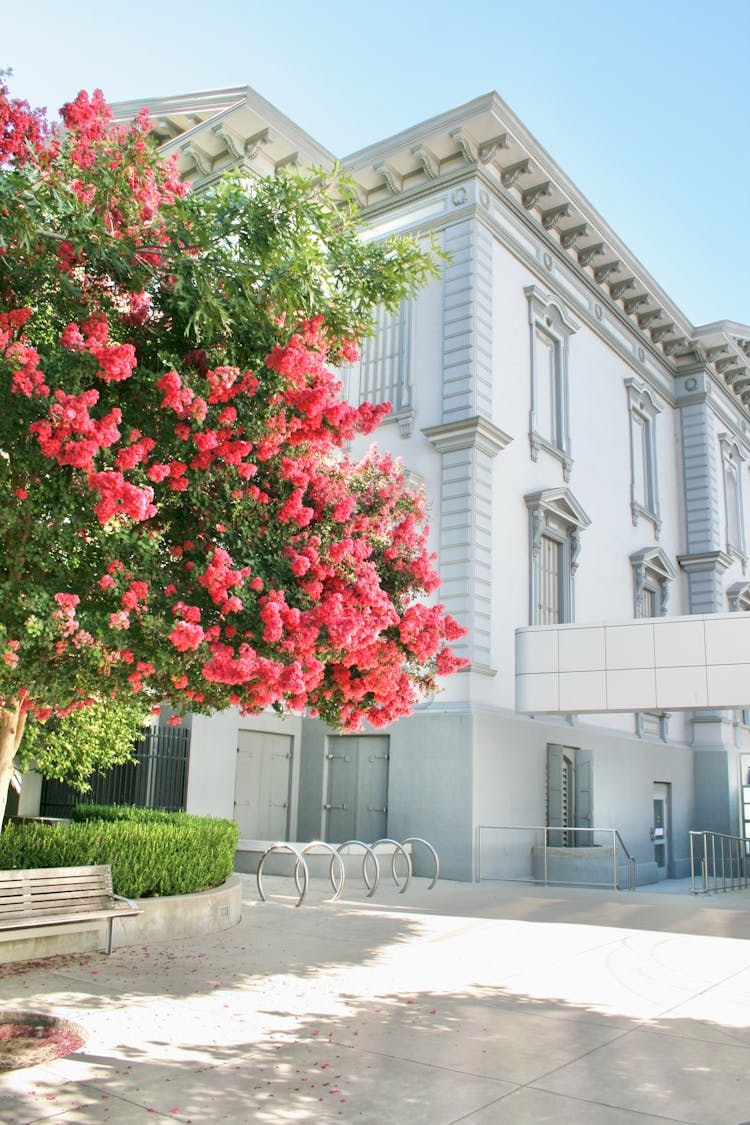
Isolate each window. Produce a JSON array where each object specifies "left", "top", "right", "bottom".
[
  {"left": 727, "top": 583, "right": 750, "bottom": 728},
  {"left": 527, "top": 488, "right": 591, "bottom": 625},
  {"left": 525, "top": 286, "right": 577, "bottom": 479},
  {"left": 546, "top": 744, "right": 593, "bottom": 846},
  {"left": 630, "top": 547, "right": 676, "bottom": 619},
  {"left": 720, "top": 435, "right": 746, "bottom": 561},
  {"left": 344, "top": 300, "right": 414, "bottom": 436},
  {"left": 625, "top": 378, "right": 661, "bottom": 534},
  {"left": 537, "top": 533, "right": 563, "bottom": 624},
  {"left": 631, "top": 547, "right": 676, "bottom": 740}
]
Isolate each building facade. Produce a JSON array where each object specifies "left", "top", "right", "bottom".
[{"left": 97, "top": 86, "right": 750, "bottom": 882}]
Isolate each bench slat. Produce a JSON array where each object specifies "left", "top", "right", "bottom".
[{"left": 0, "top": 865, "right": 141, "bottom": 953}]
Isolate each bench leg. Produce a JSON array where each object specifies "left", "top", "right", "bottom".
[{"left": 106, "top": 918, "right": 113, "bottom": 955}]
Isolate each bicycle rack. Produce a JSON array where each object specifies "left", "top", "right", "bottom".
[
  {"left": 292, "top": 841, "right": 346, "bottom": 902},
  {"left": 336, "top": 840, "right": 381, "bottom": 897},
  {"left": 402, "top": 837, "right": 440, "bottom": 890},
  {"left": 370, "top": 838, "right": 412, "bottom": 894},
  {"left": 257, "top": 843, "right": 310, "bottom": 908},
  {"left": 256, "top": 837, "right": 438, "bottom": 905}
]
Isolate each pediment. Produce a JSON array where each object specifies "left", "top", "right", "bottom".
[
  {"left": 629, "top": 546, "right": 677, "bottom": 581},
  {"left": 525, "top": 487, "right": 591, "bottom": 530}
]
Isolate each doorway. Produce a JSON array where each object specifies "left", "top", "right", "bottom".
[
  {"left": 324, "top": 735, "right": 390, "bottom": 843},
  {"left": 652, "top": 782, "right": 670, "bottom": 879},
  {"left": 234, "top": 730, "right": 293, "bottom": 838}
]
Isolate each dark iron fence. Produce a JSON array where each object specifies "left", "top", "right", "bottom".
[{"left": 39, "top": 723, "right": 191, "bottom": 817}]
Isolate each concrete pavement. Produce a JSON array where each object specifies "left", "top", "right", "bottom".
[{"left": 1, "top": 874, "right": 750, "bottom": 1123}]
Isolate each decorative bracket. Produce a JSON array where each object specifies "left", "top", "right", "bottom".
[
  {"left": 500, "top": 158, "right": 532, "bottom": 188},
  {"left": 478, "top": 133, "right": 511, "bottom": 164},
  {"left": 651, "top": 323, "right": 675, "bottom": 344},
  {"left": 594, "top": 259, "right": 620, "bottom": 284},
  {"left": 663, "top": 337, "right": 690, "bottom": 356},
  {"left": 577, "top": 242, "right": 606, "bottom": 267},
  {"left": 610, "top": 277, "right": 637, "bottom": 300},
  {"left": 411, "top": 144, "right": 440, "bottom": 179},
  {"left": 623, "top": 294, "right": 649, "bottom": 315},
  {"left": 449, "top": 127, "right": 478, "bottom": 164},
  {"left": 637, "top": 309, "right": 663, "bottom": 330},
  {"left": 541, "top": 203, "right": 571, "bottom": 230},
  {"left": 559, "top": 223, "right": 589, "bottom": 249},
  {"left": 522, "top": 181, "right": 552, "bottom": 210},
  {"left": 181, "top": 140, "right": 212, "bottom": 177},
  {"left": 374, "top": 161, "right": 404, "bottom": 194}
]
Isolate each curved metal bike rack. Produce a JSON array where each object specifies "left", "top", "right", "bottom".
[
  {"left": 336, "top": 840, "right": 381, "bottom": 897},
  {"left": 292, "top": 841, "right": 346, "bottom": 902},
  {"left": 257, "top": 843, "right": 310, "bottom": 908},
  {"left": 401, "top": 837, "right": 440, "bottom": 890},
  {"left": 370, "top": 838, "right": 412, "bottom": 894},
  {"left": 255, "top": 837, "right": 439, "bottom": 905}
]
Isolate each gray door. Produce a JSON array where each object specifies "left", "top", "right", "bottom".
[
  {"left": 325, "top": 736, "right": 389, "bottom": 842},
  {"left": 234, "top": 731, "right": 292, "bottom": 838},
  {"left": 652, "top": 781, "right": 669, "bottom": 879}
]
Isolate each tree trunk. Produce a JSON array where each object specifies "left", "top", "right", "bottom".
[{"left": 0, "top": 700, "right": 26, "bottom": 828}]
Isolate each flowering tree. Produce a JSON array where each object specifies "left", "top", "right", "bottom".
[{"left": 0, "top": 76, "right": 465, "bottom": 823}]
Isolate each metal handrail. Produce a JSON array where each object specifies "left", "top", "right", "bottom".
[
  {"left": 689, "top": 830, "right": 750, "bottom": 894},
  {"left": 478, "top": 825, "right": 637, "bottom": 890}
]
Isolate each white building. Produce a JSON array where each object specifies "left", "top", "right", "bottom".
[{"left": 76, "top": 86, "right": 750, "bottom": 883}]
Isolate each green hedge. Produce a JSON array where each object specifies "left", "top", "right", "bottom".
[
  {"left": 70, "top": 804, "right": 192, "bottom": 825},
  {"left": 0, "top": 812, "right": 239, "bottom": 899}
]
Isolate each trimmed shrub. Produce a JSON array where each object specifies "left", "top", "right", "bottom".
[
  {"left": 70, "top": 804, "right": 191, "bottom": 825},
  {"left": 0, "top": 813, "right": 239, "bottom": 899}
]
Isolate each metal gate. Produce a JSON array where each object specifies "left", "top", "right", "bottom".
[
  {"left": 39, "top": 723, "right": 190, "bottom": 817},
  {"left": 324, "top": 735, "right": 389, "bottom": 843}
]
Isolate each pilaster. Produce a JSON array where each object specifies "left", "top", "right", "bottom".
[
  {"left": 423, "top": 417, "right": 511, "bottom": 669},
  {"left": 441, "top": 218, "right": 494, "bottom": 425}
]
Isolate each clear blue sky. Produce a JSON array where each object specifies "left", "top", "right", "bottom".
[{"left": 4, "top": 0, "right": 748, "bottom": 327}]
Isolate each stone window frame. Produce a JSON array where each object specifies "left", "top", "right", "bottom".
[
  {"left": 526, "top": 488, "right": 591, "bottom": 626},
  {"left": 630, "top": 547, "right": 676, "bottom": 742},
  {"left": 344, "top": 299, "right": 415, "bottom": 437},
  {"left": 625, "top": 377, "right": 661, "bottom": 536},
  {"left": 719, "top": 434, "right": 746, "bottom": 565},
  {"left": 525, "top": 285, "right": 578, "bottom": 481},
  {"left": 630, "top": 546, "right": 676, "bottom": 619}
]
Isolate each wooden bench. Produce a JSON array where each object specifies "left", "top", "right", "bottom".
[{"left": 0, "top": 864, "right": 142, "bottom": 954}]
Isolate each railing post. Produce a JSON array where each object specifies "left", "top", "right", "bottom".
[
  {"left": 612, "top": 828, "right": 617, "bottom": 890},
  {"left": 543, "top": 826, "right": 548, "bottom": 887}
]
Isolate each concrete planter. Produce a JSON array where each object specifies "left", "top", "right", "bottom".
[{"left": 0, "top": 875, "right": 242, "bottom": 964}]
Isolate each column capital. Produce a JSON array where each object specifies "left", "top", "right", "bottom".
[{"left": 423, "top": 415, "right": 512, "bottom": 457}]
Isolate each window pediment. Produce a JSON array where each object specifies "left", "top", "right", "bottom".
[{"left": 525, "top": 487, "right": 591, "bottom": 531}]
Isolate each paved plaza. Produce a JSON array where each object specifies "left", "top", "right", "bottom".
[{"left": 1, "top": 874, "right": 750, "bottom": 1123}]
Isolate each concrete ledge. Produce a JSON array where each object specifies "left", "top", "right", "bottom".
[{"left": 0, "top": 875, "right": 242, "bottom": 963}]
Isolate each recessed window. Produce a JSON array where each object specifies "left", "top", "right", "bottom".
[
  {"left": 625, "top": 378, "right": 661, "bottom": 534},
  {"left": 527, "top": 488, "right": 591, "bottom": 625},
  {"left": 631, "top": 547, "right": 676, "bottom": 741},
  {"left": 720, "top": 435, "right": 746, "bottom": 561},
  {"left": 630, "top": 547, "right": 676, "bottom": 619},
  {"left": 344, "top": 300, "right": 414, "bottom": 436},
  {"left": 526, "top": 286, "right": 578, "bottom": 480}
]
